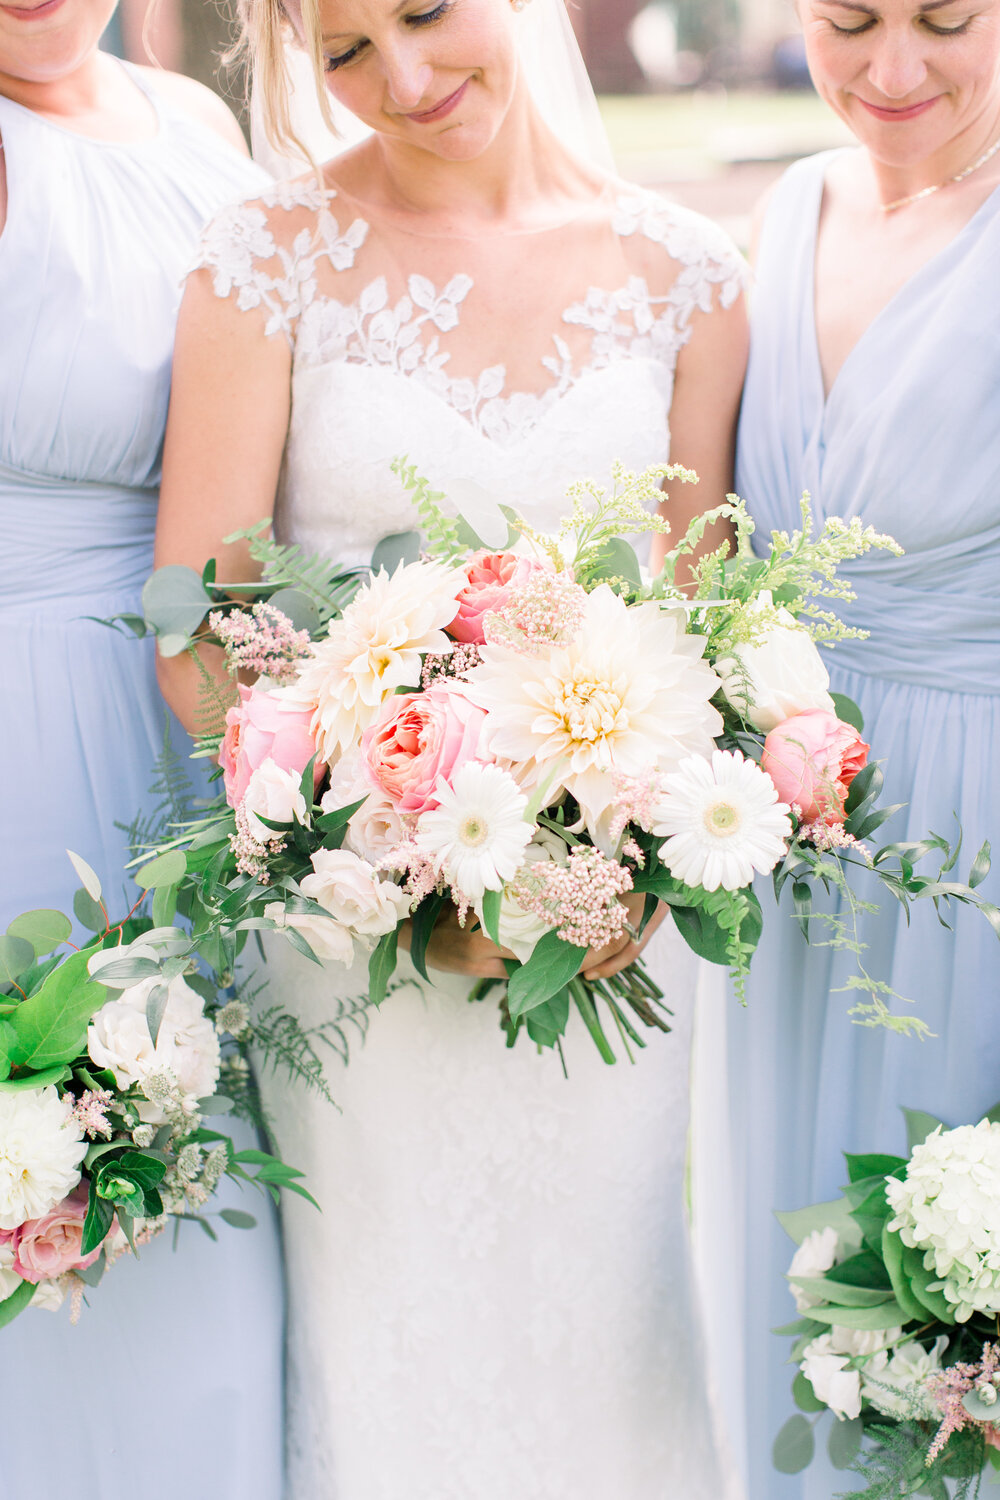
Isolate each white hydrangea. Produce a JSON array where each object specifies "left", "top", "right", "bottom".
[
  {"left": 886, "top": 1120, "right": 1000, "bottom": 1322},
  {"left": 787, "top": 1226, "right": 841, "bottom": 1314},
  {"left": 0, "top": 1086, "right": 86, "bottom": 1231},
  {"left": 861, "top": 1335, "right": 949, "bottom": 1421}
]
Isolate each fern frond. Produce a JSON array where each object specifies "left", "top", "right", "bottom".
[
  {"left": 116, "top": 715, "right": 200, "bottom": 859},
  {"left": 190, "top": 648, "right": 238, "bottom": 741},
  {"left": 235, "top": 524, "right": 365, "bottom": 620},
  {"left": 391, "top": 456, "right": 465, "bottom": 564}
]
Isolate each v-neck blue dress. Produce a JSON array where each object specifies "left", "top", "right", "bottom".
[
  {"left": 720, "top": 149, "right": 1000, "bottom": 1499},
  {"left": 0, "top": 66, "right": 283, "bottom": 1499}
]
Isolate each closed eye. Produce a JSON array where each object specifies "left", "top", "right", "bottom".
[{"left": 324, "top": 1, "right": 453, "bottom": 72}]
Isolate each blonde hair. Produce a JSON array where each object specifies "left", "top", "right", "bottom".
[{"left": 227, "top": 0, "right": 338, "bottom": 165}]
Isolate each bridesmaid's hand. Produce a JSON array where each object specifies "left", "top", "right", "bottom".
[{"left": 580, "top": 893, "right": 666, "bottom": 982}]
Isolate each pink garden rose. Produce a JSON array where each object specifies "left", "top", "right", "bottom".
[
  {"left": 361, "top": 684, "right": 488, "bottom": 815},
  {"left": 220, "top": 682, "right": 323, "bottom": 808},
  {"left": 448, "top": 551, "right": 551, "bottom": 645},
  {"left": 10, "top": 1189, "right": 106, "bottom": 1284},
  {"left": 762, "top": 709, "right": 870, "bottom": 827}
]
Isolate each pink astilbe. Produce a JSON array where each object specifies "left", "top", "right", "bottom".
[
  {"left": 71, "top": 1089, "right": 114, "bottom": 1140},
  {"left": 377, "top": 837, "right": 439, "bottom": 907},
  {"left": 209, "top": 603, "right": 311, "bottom": 684},
  {"left": 230, "top": 800, "right": 287, "bottom": 881},
  {"left": 483, "top": 572, "right": 587, "bottom": 656},
  {"left": 608, "top": 770, "right": 666, "bottom": 844},
  {"left": 926, "top": 1342, "right": 1000, "bottom": 1464},
  {"left": 509, "top": 843, "right": 633, "bottom": 950},
  {"left": 798, "top": 817, "right": 874, "bottom": 863},
  {"left": 420, "top": 642, "right": 482, "bottom": 689}
]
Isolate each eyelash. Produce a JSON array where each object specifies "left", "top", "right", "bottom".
[
  {"left": 829, "top": 15, "right": 972, "bottom": 35},
  {"left": 324, "top": 1, "right": 452, "bottom": 72}
]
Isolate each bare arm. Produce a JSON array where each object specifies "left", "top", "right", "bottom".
[
  {"left": 155, "top": 268, "right": 292, "bottom": 733},
  {"left": 651, "top": 288, "right": 749, "bottom": 580}
]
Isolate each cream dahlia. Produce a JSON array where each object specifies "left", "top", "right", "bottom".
[
  {"left": 0, "top": 1087, "right": 87, "bottom": 1231},
  {"left": 651, "top": 749, "right": 792, "bottom": 891}
]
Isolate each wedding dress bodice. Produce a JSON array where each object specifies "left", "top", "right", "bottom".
[{"left": 195, "top": 177, "right": 746, "bottom": 561}]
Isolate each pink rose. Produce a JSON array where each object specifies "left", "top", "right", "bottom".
[
  {"left": 448, "top": 551, "right": 551, "bottom": 645},
  {"left": 11, "top": 1190, "right": 106, "bottom": 1284},
  {"left": 220, "top": 682, "right": 323, "bottom": 808},
  {"left": 985, "top": 1427, "right": 1000, "bottom": 1451},
  {"left": 762, "top": 710, "right": 870, "bottom": 827},
  {"left": 361, "top": 684, "right": 488, "bottom": 815}
]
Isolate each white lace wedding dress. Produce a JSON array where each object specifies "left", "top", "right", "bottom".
[{"left": 196, "top": 175, "right": 746, "bottom": 1500}]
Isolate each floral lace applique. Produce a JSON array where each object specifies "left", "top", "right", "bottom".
[{"left": 193, "top": 181, "right": 747, "bottom": 443}]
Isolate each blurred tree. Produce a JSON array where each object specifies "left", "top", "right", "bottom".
[
  {"left": 574, "top": 0, "right": 644, "bottom": 93},
  {"left": 179, "top": 0, "right": 248, "bottom": 127},
  {"left": 675, "top": 0, "right": 740, "bottom": 57}
]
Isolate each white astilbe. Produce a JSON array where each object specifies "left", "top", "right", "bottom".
[
  {"left": 651, "top": 749, "right": 792, "bottom": 892},
  {"left": 886, "top": 1120, "right": 1000, "bottom": 1322},
  {"left": 293, "top": 560, "right": 463, "bottom": 763}
]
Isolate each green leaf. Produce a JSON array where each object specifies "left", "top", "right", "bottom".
[
  {"left": 775, "top": 1196, "right": 864, "bottom": 1251},
  {"left": 219, "top": 1208, "right": 257, "bottom": 1230},
  {"left": 6, "top": 910, "right": 72, "bottom": 958},
  {"left": 902, "top": 1107, "right": 947, "bottom": 1151},
  {"left": 314, "top": 797, "right": 367, "bottom": 835},
  {"left": 670, "top": 903, "right": 732, "bottom": 965},
  {"left": 66, "top": 849, "right": 103, "bottom": 901},
  {"left": 506, "top": 930, "right": 587, "bottom": 1021},
  {"left": 773, "top": 1414, "right": 815, "bottom": 1474},
  {"left": 0, "top": 1063, "right": 71, "bottom": 1092},
  {"left": 82, "top": 1187, "right": 116, "bottom": 1256},
  {"left": 827, "top": 1416, "right": 864, "bottom": 1470},
  {"left": 151, "top": 882, "right": 178, "bottom": 931},
  {"left": 408, "top": 893, "right": 446, "bottom": 983},
  {"left": 73, "top": 887, "right": 107, "bottom": 932},
  {"left": 844, "top": 761, "right": 883, "bottom": 819},
  {"left": 142, "top": 564, "right": 213, "bottom": 652},
  {"left": 880, "top": 1223, "right": 930, "bottom": 1322},
  {"left": 524, "top": 987, "right": 571, "bottom": 1049},
  {"left": 787, "top": 1274, "right": 894, "bottom": 1309},
  {"left": 969, "top": 841, "right": 992, "bottom": 889},
  {"left": 589, "top": 537, "right": 642, "bottom": 591},
  {"left": 830, "top": 693, "right": 865, "bottom": 734},
  {"left": 144, "top": 983, "right": 169, "bottom": 1048},
  {"left": 900, "top": 1238, "right": 956, "bottom": 1323},
  {"left": 89, "top": 955, "right": 161, "bottom": 989},
  {"left": 197, "top": 1094, "right": 235, "bottom": 1116},
  {"left": 481, "top": 888, "right": 502, "bottom": 947},
  {"left": 845, "top": 1152, "right": 908, "bottom": 1184},
  {"left": 73, "top": 1249, "right": 107, "bottom": 1287},
  {"left": 371, "top": 531, "right": 421, "bottom": 573},
  {"left": 135, "top": 849, "right": 187, "bottom": 890},
  {"left": 8, "top": 950, "right": 108, "bottom": 1069},
  {"left": 0, "top": 934, "right": 35, "bottom": 987},
  {"left": 806, "top": 1300, "right": 909, "bottom": 1330},
  {"left": 0, "top": 1278, "right": 35, "bottom": 1329},
  {"left": 962, "top": 1388, "right": 1000, "bottom": 1421},
  {"left": 265, "top": 587, "right": 321, "bottom": 635},
  {"left": 571, "top": 983, "right": 616, "bottom": 1064},
  {"left": 792, "top": 1371, "right": 826, "bottom": 1413},
  {"left": 826, "top": 1250, "right": 893, "bottom": 1291},
  {"left": 368, "top": 928, "right": 399, "bottom": 1007}
]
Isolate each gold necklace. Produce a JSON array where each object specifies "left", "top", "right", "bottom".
[{"left": 881, "top": 130, "right": 1000, "bottom": 212}]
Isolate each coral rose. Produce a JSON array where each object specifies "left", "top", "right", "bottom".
[
  {"left": 762, "top": 710, "right": 869, "bottom": 827},
  {"left": 361, "top": 684, "right": 488, "bottom": 815},
  {"left": 448, "top": 550, "right": 551, "bottom": 645},
  {"left": 220, "top": 682, "right": 323, "bottom": 808},
  {"left": 11, "top": 1189, "right": 106, "bottom": 1284}
]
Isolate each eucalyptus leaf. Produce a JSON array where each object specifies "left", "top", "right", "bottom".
[
  {"left": 66, "top": 849, "right": 102, "bottom": 902},
  {"left": 197, "top": 1094, "right": 235, "bottom": 1115},
  {"left": 73, "top": 887, "right": 107, "bottom": 932},
  {"left": 266, "top": 587, "right": 321, "bottom": 635},
  {"left": 969, "top": 841, "right": 992, "bottom": 889},
  {"left": 827, "top": 1416, "right": 864, "bottom": 1470},
  {"left": 141, "top": 564, "right": 213, "bottom": 649},
  {"left": 90, "top": 956, "right": 162, "bottom": 989},
  {"left": 590, "top": 536, "right": 642, "bottom": 590},
  {"left": 772, "top": 1414, "right": 815, "bottom": 1475},
  {"left": 792, "top": 1371, "right": 826, "bottom": 1413},
  {"left": 152, "top": 882, "right": 178, "bottom": 931},
  {"left": 219, "top": 1208, "right": 257, "bottom": 1230},
  {"left": 135, "top": 849, "right": 187, "bottom": 891},
  {"left": 0, "top": 934, "right": 35, "bottom": 987},
  {"left": 6, "top": 909, "right": 72, "bottom": 958},
  {"left": 371, "top": 531, "right": 421, "bottom": 574},
  {"left": 962, "top": 1388, "right": 1000, "bottom": 1421},
  {"left": 145, "top": 984, "right": 169, "bottom": 1048}
]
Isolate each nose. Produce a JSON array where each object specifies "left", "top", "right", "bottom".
[
  {"left": 866, "top": 28, "right": 930, "bottom": 101},
  {"left": 380, "top": 43, "right": 435, "bottom": 112}
]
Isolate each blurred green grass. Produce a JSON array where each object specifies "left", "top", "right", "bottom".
[{"left": 597, "top": 89, "right": 850, "bottom": 168}]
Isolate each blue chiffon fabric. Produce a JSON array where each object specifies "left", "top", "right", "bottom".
[
  {"left": 0, "top": 66, "right": 284, "bottom": 1499},
  {"left": 728, "top": 150, "right": 1000, "bottom": 1499}
]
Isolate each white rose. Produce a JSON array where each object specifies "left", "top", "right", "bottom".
[
  {"left": 263, "top": 902, "right": 356, "bottom": 966},
  {"left": 800, "top": 1335, "right": 865, "bottom": 1421},
  {"left": 0, "top": 1087, "right": 86, "bottom": 1230},
  {"left": 828, "top": 1323, "right": 903, "bottom": 1360},
  {"left": 0, "top": 1239, "right": 21, "bottom": 1302},
  {"left": 243, "top": 758, "right": 308, "bottom": 842},
  {"left": 302, "top": 849, "right": 410, "bottom": 941},
  {"left": 474, "top": 827, "right": 567, "bottom": 962},
  {"left": 344, "top": 791, "right": 405, "bottom": 865},
  {"left": 787, "top": 1226, "right": 841, "bottom": 1313},
  {"left": 716, "top": 592, "right": 836, "bottom": 732},
  {"left": 30, "top": 1277, "right": 68, "bottom": 1312},
  {"left": 87, "top": 969, "right": 221, "bottom": 1122},
  {"left": 861, "top": 1336, "right": 949, "bottom": 1420}
]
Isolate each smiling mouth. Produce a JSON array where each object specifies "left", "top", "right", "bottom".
[
  {"left": 858, "top": 96, "right": 942, "bottom": 121},
  {"left": 0, "top": 0, "right": 65, "bottom": 16},
  {"left": 404, "top": 80, "right": 469, "bottom": 124}
]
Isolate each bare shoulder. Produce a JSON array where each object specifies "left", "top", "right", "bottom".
[{"left": 133, "top": 66, "right": 248, "bottom": 154}]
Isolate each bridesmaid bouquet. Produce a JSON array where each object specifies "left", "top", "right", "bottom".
[
  {"left": 774, "top": 1106, "right": 1000, "bottom": 1497},
  {"left": 126, "top": 461, "right": 998, "bottom": 1063},
  {"left": 0, "top": 854, "right": 313, "bottom": 1329}
]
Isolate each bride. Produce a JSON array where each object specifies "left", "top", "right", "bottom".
[{"left": 155, "top": 0, "right": 748, "bottom": 1493}]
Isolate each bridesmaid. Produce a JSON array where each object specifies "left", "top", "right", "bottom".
[
  {"left": 0, "top": 3, "right": 283, "bottom": 1495},
  {"left": 713, "top": 1, "right": 1000, "bottom": 1495}
]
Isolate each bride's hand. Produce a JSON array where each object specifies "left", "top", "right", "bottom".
[{"left": 399, "top": 894, "right": 666, "bottom": 983}]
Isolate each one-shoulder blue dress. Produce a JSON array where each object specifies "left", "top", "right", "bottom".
[
  {"left": 0, "top": 65, "right": 284, "bottom": 1499},
  {"left": 721, "top": 150, "right": 1000, "bottom": 1499}
]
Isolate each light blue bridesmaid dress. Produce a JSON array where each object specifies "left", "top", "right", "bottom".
[
  {"left": 0, "top": 65, "right": 284, "bottom": 1499},
  {"left": 728, "top": 150, "right": 1000, "bottom": 1499}
]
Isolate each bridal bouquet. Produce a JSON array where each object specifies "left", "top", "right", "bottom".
[
  {"left": 0, "top": 855, "right": 313, "bottom": 1328},
  {"left": 127, "top": 460, "right": 997, "bottom": 1063},
  {"left": 774, "top": 1106, "right": 1000, "bottom": 1497}
]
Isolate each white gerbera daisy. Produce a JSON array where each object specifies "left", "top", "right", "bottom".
[
  {"left": 415, "top": 762, "right": 533, "bottom": 899},
  {"left": 651, "top": 749, "right": 791, "bottom": 892},
  {"left": 293, "top": 559, "right": 464, "bottom": 763}
]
